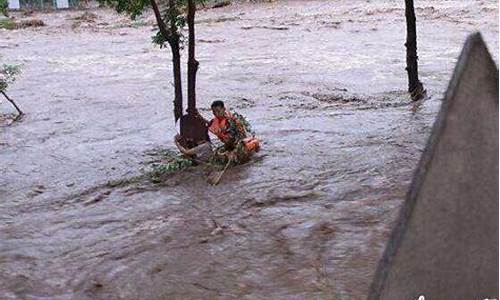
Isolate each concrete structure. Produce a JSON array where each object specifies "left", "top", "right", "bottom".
[
  {"left": 7, "top": 0, "right": 20, "bottom": 10},
  {"left": 55, "top": 0, "right": 68, "bottom": 8},
  {"left": 368, "top": 32, "right": 498, "bottom": 300},
  {"left": 8, "top": 0, "right": 71, "bottom": 9}
]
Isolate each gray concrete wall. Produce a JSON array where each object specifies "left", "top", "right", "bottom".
[{"left": 369, "top": 32, "right": 499, "bottom": 300}]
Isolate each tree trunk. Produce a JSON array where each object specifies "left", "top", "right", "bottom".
[
  {"left": 168, "top": 0, "right": 183, "bottom": 122},
  {"left": 405, "top": 0, "right": 425, "bottom": 100},
  {"left": 187, "top": 0, "right": 199, "bottom": 114},
  {"left": 1, "top": 91, "right": 23, "bottom": 116},
  {"left": 169, "top": 38, "right": 183, "bottom": 122},
  {"left": 167, "top": 0, "right": 183, "bottom": 122},
  {"left": 150, "top": 0, "right": 184, "bottom": 122},
  {"left": 179, "top": 0, "right": 208, "bottom": 145}
]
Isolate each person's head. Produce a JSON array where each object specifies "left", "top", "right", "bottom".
[{"left": 211, "top": 100, "right": 226, "bottom": 118}]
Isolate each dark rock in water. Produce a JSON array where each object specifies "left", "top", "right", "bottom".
[
  {"left": 368, "top": 32, "right": 499, "bottom": 300},
  {"left": 212, "top": 0, "right": 231, "bottom": 8}
]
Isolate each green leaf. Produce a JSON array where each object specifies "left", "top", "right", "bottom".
[{"left": 0, "top": 63, "right": 22, "bottom": 92}]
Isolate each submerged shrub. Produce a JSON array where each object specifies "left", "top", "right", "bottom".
[
  {"left": 0, "top": 18, "right": 16, "bottom": 30},
  {"left": 149, "top": 156, "right": 193, "bottom": 178}
]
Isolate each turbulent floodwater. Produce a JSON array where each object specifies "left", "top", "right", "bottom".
[{"left": 0, "top": 1, "right": 498, "bottom": 299}]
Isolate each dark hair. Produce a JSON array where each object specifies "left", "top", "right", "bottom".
[{"left": 211, "top": 100, "right": 225, "bottom": 109}]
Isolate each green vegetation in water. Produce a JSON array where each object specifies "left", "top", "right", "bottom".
[
  {"left": 228, "top": 110, "right": 254, "bottom": 139},
  {"left": 145, "top": 148, "right": 195, "bottom": 182},
  {"left": 0, "top": 18, "right": 16, "bottom": 30},
  {"left": 0, "top": 18, "right": 45, "bottom": 30},
  {"left": 0, "top": 63, "right": 21, "bottom": 92},
  {"left": 103, "top": 152, "right": 194, "bottom": 186},
  {"left": 150, "top": 157, "right": 193, "bottom": 177},
  {"left": 208, "top": 150, "right": 228, "bottom": 169},
  {"left": 105, "top": 175, "right": 146, "bottom": 188}
]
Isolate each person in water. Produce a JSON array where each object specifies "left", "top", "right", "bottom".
[
  {"left": 175, "top": 100, "right": 260, "bottom": 163},
  {"left": 207, "top": 100, "right": 260, "bottom": 155}
]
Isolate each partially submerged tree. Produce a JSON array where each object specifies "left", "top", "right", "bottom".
[
  {"left": 104, "top": 0, "right": 207, "bottom": 146},
  {"left": 103, "top": 0, "right": 187, "bottom": 121},
  {"left": 178, "top": 0, "right": 208, "bottom": 145},
  {"left": 0, "top": 63, "right": 23, "bottom": 117},
  {"left": 405, "top": 0, "right": 425, "bottom": 101},
  {"left": 150, "top": 0, "right": 185, "bottom": 122}
]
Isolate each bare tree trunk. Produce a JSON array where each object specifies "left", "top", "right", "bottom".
[
  {"left": 187, "top": 0, "right": 199, "bottom": 114},
  {"left": 405, "top": 0, "right": 425, "bottom": 100},
  {"left": 167, "top": 0, "right": 183, "bottom": 122},
  {"left": 1, "top": 91, "right": 23, "bottom": 117},
  {"left": 150, "top": 0, "right": 184, "bottom": 122},
  {"left": 178, "top": 0, "right": 208, "bottom": 145},
  {"left": 169, "top": 39, "right": 183, "bottom": 122}
]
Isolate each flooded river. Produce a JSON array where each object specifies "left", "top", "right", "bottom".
[{"left": 0, "top": 0, "right": 498, "bottom": 299}]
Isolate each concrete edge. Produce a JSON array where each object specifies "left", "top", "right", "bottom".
[{"left": 366, "top": 32, "right": 498, "bottom": 300}]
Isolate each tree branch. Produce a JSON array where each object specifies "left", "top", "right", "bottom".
[
  {"left": 187, "top": 0, "right": 197, "bottom": 113},
  {"left": 150, "top": 0, "right": 170, "bottom": 39},
  {"left": 1, "top": 91, "right": 23, "bottom": 116},
  {"left": 168, "top": 0, "right": 178, "bottom": 39}
]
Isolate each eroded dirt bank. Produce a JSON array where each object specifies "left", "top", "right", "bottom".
[{"left": 0, "top": 1, "right": 498, "bottom": 299}]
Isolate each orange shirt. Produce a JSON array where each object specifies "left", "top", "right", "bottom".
[
  {"left": 208, "top": 111, "right": 261, "bottom": 152},
  {"left": 208, "top": 112, "right": 243, "bottom": 143}
]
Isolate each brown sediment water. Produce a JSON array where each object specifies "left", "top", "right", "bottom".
[{"left": 0, "top": 1, "right": 498, "bottom": 299}]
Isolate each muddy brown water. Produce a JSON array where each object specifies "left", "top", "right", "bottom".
[{"left": 0, "top": 1, "right": 498, "bottom": 299}]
